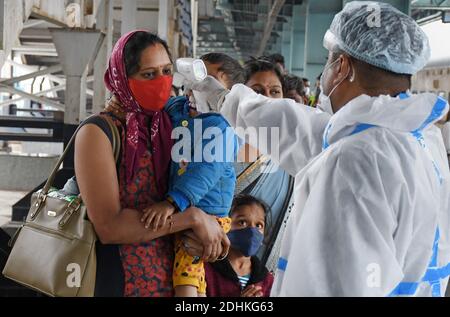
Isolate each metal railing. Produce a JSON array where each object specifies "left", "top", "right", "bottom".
[{"left": 0, "top": 108, "right": 64, "bottom": 143}]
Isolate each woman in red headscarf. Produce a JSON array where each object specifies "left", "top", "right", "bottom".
[{"left": 74, "top": 30, "right": 229, "bottom": 297}]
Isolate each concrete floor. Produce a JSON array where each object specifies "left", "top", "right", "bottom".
[{"left": 0, "top": 191, "right": 26, "bottom": 227}]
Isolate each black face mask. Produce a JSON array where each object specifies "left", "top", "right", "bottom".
[{"left": 227, "top": 227, "right": 264, "bottom": 257}]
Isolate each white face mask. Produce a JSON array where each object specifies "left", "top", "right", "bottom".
[
  {"left": 317, "top": 58, "right": 350, "bottom": 115},
  {"left": 318, "top": 87, "right": 334, "bottom": 115},
  {"left": 304, "top": 87, "right": 311, "bottom": 97}
]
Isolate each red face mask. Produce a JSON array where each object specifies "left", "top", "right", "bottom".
[{"left": 128, "top": 75, "right": 173, "bottom": 112}]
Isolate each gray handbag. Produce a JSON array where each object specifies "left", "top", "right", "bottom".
[{"left": 2, "top": 115, "right": 120, "bottom": 297}]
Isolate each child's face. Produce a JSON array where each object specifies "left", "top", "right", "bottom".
[{"left": 230, "top": 204, "right": 265, "bottom": 235}]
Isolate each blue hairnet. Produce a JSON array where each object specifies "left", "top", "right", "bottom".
[{"left": 323, "top": 1, "right": 430, "bottom": 75}]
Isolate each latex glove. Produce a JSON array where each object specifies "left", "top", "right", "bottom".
[{"left": 188, "top": 75, "right": 230, "bottom": 113}]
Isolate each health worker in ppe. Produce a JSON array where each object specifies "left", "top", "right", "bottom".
[{"left": 188, "top": 1, "right": 450, "bottom": 296}]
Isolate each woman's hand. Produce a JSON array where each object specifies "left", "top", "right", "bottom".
[
  {"left": 180, "top": 231, "right": 203, "bottom": 256},
  {"left": 181, "top": 230, "right": 231, "bottom": 263},
  {"left": 183, "top": 207, "right": 230, "bottom": 262},
  {"left": 105, "top": 95, "right": 126, "bottom": 120},
  {"left": 241, "top": 285, "right": 263, "bottom": 297}
]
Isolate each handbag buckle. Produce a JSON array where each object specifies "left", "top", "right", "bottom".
[
  {"left": 58, "top": 199, "right": 81, "bottom": 228},
  {"left": 30, "top": 194, "right": 47, "bottom": 220}
]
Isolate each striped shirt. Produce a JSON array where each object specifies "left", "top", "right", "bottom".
[{"left": 238, "top": 274, "right": 251, "bottom": 289}]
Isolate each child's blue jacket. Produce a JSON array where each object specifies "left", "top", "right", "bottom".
[{"left": 164, "top": 97, "right": 238, "bottom": 217}]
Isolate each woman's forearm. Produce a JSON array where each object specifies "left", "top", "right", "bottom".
[{"left": 97, "top": 207, "right": 198, "bottom": 244}]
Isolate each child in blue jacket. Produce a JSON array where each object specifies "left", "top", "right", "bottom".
[{"left": 141, "top": 96, "right": 238, "bottom": 297}]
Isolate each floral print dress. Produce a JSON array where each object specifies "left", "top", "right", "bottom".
[{"left": 112, "top": 116, "right": 174, "bottom": 297}]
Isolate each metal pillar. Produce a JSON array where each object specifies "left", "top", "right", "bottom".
[
  {"left": 272, "top": 35, "right": 283, "bottom": 57},
  {"left": 158, "top": 0, "right": 170, "bottom": 40},
  {"left": 257, "top": 0, "right": 286, "bottom": 56},
  {"left": 50, "top": 28, "right": 104, "bottom": 168},
  {"left": 93, "top": 0, "right": 113, "bottom": 114},
  {"left": 50, "top": 28, "right": 104, "bottom": 125},
  {"left": 121, "top": 0, "right": 138, "bottom": 35},
  {"left": 0, "top": 0, "right": 30, "bottom": 69},
  {"left": 191, "top": 0, "right": 199, "bottom": 58},
  {"left": 291, "top": 4, "right": 307, "bottom": 77},
  {"left": 281, "top": 17, "right": 293, "bottom": 72},
  {"left": 0, "top": 0, "right": 4, "bottom": 50},
  {"left": 303, "top": 1, "right": 341, "bottom": 83}
]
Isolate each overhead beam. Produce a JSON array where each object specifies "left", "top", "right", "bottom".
[
  {"left": 6, "top": 60, "right": 94, "bottom": 96},
  {"left": 12, "top": 45, "right": 57, "bottom": 57},
  {"left": 257, "top": 0, "right": 286, "bottom": 56},
  {"left": 343, "top": 0, "right": 410, "bottom": 14},
  {"left": 0, "top": 84, "right": 64, "bottom": 110},
  {"left": 29, "top": 11, "right": 67, "bottom": 28},
  {"left": 0, "top": 65, "right": 63, "bottom": 86},
  {"left": 6, "top": 60, "right": 65, "bottom": 85},
  {"left": 23, "top": 19, "right": 46, "bottom": 29},
  {"left": 0, "top": 84, "right": 65, "bottom": 108},
  {"left": 412, "top": 5, "right": 450, "bottom": 9},
  {"left": 0, "top": 76, "right": 94, "bottom": 108}
]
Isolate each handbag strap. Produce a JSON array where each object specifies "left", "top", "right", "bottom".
[
  {"left": 41, "top": 115, "right": 120, "bottom": 196},
  {"left": 234, "top": 155, "right": 269, "bottom": 194},
  {"left": 103, "top": 115, "right": 121, "bottom": 163}
]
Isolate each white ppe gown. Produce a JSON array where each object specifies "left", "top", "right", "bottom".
[
  {"left": 441, "top": 122, "right": 450, "bottom": 154},
  {"left": 220, "top": 84, "right": 450, "bottom": 296}
]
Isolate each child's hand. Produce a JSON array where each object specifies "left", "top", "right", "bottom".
[
  {"left": 141, "top": 200, "right": 176, "bottom": 231},
  {"left": 241, "top": 285, "right": 263, "bottom": 297}
]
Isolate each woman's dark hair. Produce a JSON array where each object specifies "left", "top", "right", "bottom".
[
  {"left": 200, "top": 52, "right": 245, "bottom": 87},
  {"left": 243, "top": 57, "right": 284, "bottom": 87},
  {"left": 230, "top": 194, "right": 272, "bottom": 233},
  {"left": 266, "top": 53, "right": 285, "bottom": 68},
  {"left": 283, "top": 74, "right": 305, "bottom": 96},
  {"left": 124, "top": 31, "right": 172, "bottom": 77}
]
